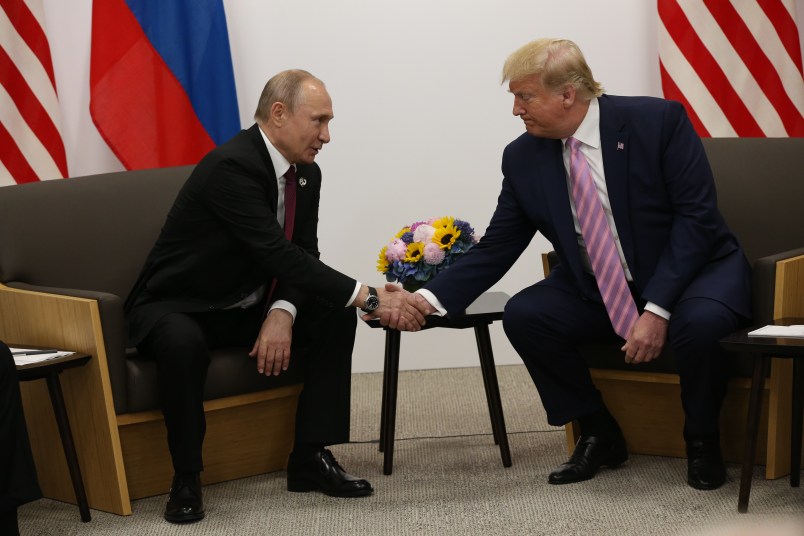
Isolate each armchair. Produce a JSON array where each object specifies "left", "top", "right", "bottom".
[
  {"left": 543, "top": 137, "right": 804, "bottom": 479},
  {"left": 0, "top": 167, "right": 303, "bottom": 515}
]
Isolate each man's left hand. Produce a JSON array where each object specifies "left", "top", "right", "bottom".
[
  {"left": 249, "top": 308, "right": 293, "bottom": 376},
  {"left": 621, "top": 310, "right": 668, "bottom": 364}
]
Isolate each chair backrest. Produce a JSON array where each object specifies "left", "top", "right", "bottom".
[
  {"left": 0, "top": 166, "right": 193, "bottom": 300},
  {"left": 702, "top": 137, "right": 804, "bottom": 266}
]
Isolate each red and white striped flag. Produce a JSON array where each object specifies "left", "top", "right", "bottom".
[
  {"left": 658, "top": 0, "right": 804, "bottom": 137},
  {"left": 0, "top": 0, "right": 68, "bottom": 186}
]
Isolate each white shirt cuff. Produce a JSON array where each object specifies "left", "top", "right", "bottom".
[
  {"left": 415, "top": 288, "right": 446, "bottom": 316},
  {"left": 644, "top": 302, "right": 671, "bottom": 321},
  {"left": 347, "top": 281, "right": 361, "bottom": 307},
  {"left": 269, "top": 300, "right": 297, "bottom": 323}
]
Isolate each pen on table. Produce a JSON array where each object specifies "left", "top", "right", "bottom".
[{"left": 11, "top": 350, "right": 59, "bottom": 356}]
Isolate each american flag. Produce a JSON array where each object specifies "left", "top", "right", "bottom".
[
  {"left": 658, "top": 0, "right": 804, "bottom": 137},
  {"left": 0, "top": 0, "right": 68, "bottom": 186}
]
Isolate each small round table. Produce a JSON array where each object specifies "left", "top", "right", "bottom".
[
  {"left": 15, "top": 349, "right": 92, "bottom": 522},
  {"left": 720, "top": 318, "right": 804, "bottom": 513}
]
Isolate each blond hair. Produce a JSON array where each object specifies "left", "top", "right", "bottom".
[
  {"left": 502, "top": 38, "right": 604, "bottom": 100},
  {"left": 254, "top": 69, "right": 325, "bottom": 122}
]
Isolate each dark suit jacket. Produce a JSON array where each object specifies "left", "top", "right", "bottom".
[
  {"left": 125, "top": 124, "right": 356, "bottom": 346},
  {"left": 425, "top": 95, "right": 751, "bottom": 319}
]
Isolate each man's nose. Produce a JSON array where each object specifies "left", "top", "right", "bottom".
[
  {"left": 320, "top": 125, "right": 330, "bottom": 144},
  {"left": 512, "top": 99, "right": 524, "bottom": 116}
]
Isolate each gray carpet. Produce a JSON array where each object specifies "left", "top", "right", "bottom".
[{"left": 18, "top": 365, "right": 804, "bottom": 535}]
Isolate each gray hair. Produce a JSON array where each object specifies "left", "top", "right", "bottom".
[{"left": 253, "top": 69, "right": 325, "bottom": 122}]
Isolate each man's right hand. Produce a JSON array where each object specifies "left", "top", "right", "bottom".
[
  {"left": 361, "top": 283, "right": 431, "bottom": 331},
  {"left": 249, "top": 308, "right": 293, "bottom": 376}
]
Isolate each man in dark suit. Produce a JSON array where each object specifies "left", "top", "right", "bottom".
[
  {"left": 413, "top": 39, "right": 750, "bottom": 490},
  {"left": 125, "top": 69, "right": 425, "bottom": 523},
  {"left": 0, "top": 340, "right": 41, "bottom": 536}
]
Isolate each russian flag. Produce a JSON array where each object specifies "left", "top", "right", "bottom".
[{"left": 90, "top": 0, "right": 240, "bottom": 170}]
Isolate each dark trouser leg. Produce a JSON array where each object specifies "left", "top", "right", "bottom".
[
  {"left": 0, "top": 341, "right": 41, "bottom": 526},
  {"left": 137, "top": 313, "right": 213, "bottom": 474},
  {"left": 291, "top": 302, "right": 357, "bottom": 446},
  {"left": 669, "top": 297, "right": 745, "bottom": 438},
  {"left": 501, "top": 282, "right": 619, "bottom": 426}
]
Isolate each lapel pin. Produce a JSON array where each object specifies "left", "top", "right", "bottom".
[
  {"left": 298, "top": 177, "right": 307, "bottom": 187},
  {"left": 617, "top": 142, "right": 625, "bottom": 151}
]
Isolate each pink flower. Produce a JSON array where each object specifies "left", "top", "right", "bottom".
[
  {"left": 413, "top": 224, "right": 435, "bottom": 244},
  {"left": 423, "top": 242, "right": 445, "bottom": 264},
  {"left": 386, "top": 239, "right": 407, "bottom": 261}
]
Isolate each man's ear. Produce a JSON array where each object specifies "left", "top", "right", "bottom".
[
  {"left": 269, "top": 101, "right": 286, "bottom": 127},
  {"left": 561, "top": 85, "right": 577, "bottom": 109}
]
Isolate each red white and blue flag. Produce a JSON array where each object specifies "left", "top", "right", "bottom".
[
  {"left": 0, "top": 0, "right": 68, "bottom": 186},
  {"left": 658, "top": 0, "right": 804, "bottom": 137},
  {"left": 90, "top": 0, "right": 240, "bottom": 170}
]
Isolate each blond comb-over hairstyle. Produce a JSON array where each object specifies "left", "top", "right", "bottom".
[{"left": 502, "top": 38, "right": 604, "bottom": 101}]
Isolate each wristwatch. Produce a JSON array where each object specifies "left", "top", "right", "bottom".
[{"left": 361, "top": 286, "right": 380, "bottom": 313}]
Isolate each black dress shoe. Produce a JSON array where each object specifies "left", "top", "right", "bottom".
[
  {"left": 687, "top": 439, "right": 726, "bottom": 490},
  {"left": 548, "top": 433, "right": 628, "bottom": 485},
  {"left": 164, "top": 472, "right": 205, "bottom": 523},
  {"left": 287, "top": 448, "right": 373, "bottom": 497}
]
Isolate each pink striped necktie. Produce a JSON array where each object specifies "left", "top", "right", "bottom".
[{"left": 567, "top": 137, "right": 639, "bottom": 339}]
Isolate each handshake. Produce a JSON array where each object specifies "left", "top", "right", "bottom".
[{"left": 360, "top": 283, "right": 436, "bottom": 331}]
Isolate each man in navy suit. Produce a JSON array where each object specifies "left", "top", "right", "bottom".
[
  {"left": 126, "top": 70, "right": 425, "bottom": 523},
  {"left": 414, "top": 39, "right": 751, "bottom": 490}
]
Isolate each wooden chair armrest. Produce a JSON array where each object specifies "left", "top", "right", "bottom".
[
  {"left": 773, "top": 253, "right": 804, "bottom": 319},
  {"left": 0, "top": 283, "right": 131, "bottom": 514}
]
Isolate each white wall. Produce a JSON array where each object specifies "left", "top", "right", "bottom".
[{"left": 39, "top": 0, "right": 804, "bottom": 373}]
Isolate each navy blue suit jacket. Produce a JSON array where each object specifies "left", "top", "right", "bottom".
[{"left": 425, "top": 95, "right": 751, "bottom": 320}]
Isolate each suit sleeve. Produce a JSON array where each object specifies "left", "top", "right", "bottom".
[
  {"left": 640, "top": 102, "right": 723, "bottom": 310},
  {"left": 425, "top": 151, "right": 537, "bottom": 314}
]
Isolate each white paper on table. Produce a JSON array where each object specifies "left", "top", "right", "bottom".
[
  {"left": 10, "top": 347, "right": 74, "bottom": 366},
  {"left": 746, "top": 325, "right": 804, "bottom": 339}
]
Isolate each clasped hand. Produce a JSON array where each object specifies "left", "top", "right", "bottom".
[
  {"left": 361, "top": 283, "right": 435, "bottom": 331},
  {"left": 621, "top": 310, "right": 668, "bottom": 364}
]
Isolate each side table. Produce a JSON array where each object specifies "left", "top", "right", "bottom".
[
  {"left": 15, "top": 349, "right": 92, "bottom": 522},
  {"left": 720, "top": 318, "right": 804, "bottom": 513},
  {"left": 366, "top": 291, "right": 512, "bottom": 475}
]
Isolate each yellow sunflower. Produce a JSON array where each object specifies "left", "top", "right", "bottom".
[
  {"left": 431, "top": 216, "right": 455, "bottom": 229},
  {"left": 433, "top": 225, "right": 461, "bottom": 249},
  {"left": 377, "top": 246, "right": 390, "bottom": 273},
  {"left": 404, "top": 242, "right": 424, "bottom": 263},
  {"left": 395, "top": 226, "right": 411, "bottom": 238}
]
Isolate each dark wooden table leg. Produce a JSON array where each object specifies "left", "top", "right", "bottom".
[
  {"left": 738, "top": 354, "right": 768, "bottom": 513},
  {"left": 474, "top": 324, "right": 512, "bottom": 468},
  {"left": 382, "top": 330, "right": 401, "bottom": 475},
  {"left": 379, "top": 330, "right": 392, "bottom": 453},
  {"left": 791, "top": 358, "right": 803, "bottom": 487},
  {"left": 45, "top": 373, "right": 91, "bottom": 522},
  {"left": 476, "top": 325, "right": 500, "bottom": 446}
]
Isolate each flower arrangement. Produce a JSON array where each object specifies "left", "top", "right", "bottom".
[{"left": 377, "top": 216, "right": 478, "bottom": 291}]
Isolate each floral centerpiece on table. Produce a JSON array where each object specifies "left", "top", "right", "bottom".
[{"left": 377, "top": 216, "right": 478, "bottom": 292}]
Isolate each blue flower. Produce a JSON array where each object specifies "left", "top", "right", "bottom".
[{"left": 379, "top": 217, "right": 477, "bottom": 287}]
